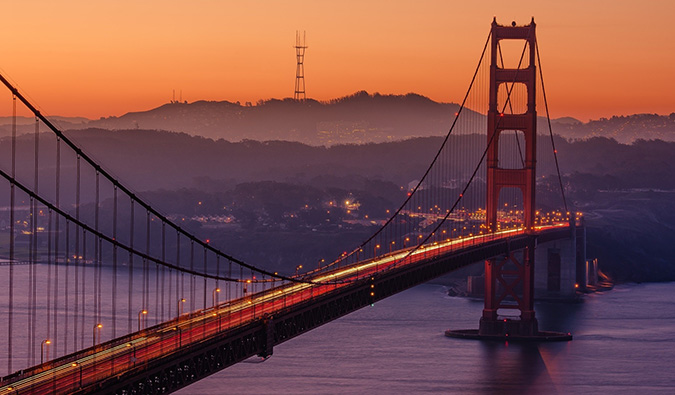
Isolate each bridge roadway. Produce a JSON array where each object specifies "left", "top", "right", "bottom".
[{"left": 0, "top": 223, "right": 571, "bottom": 394}]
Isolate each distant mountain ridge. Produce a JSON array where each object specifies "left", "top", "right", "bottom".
[
  {"left": 87, "top": 91, "right": 467, "bottom": 145},
  {"left": 555, "top": 113, "right": 675, "bottom": 143},
  {"left": 0, "top": 91, "right": 672, "bottom": 144}
]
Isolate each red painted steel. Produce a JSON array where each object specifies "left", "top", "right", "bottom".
[{"left": 482, "top": 18, "right": 538, "bottom": 335}]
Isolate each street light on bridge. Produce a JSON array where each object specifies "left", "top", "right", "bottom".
[
  {"left": 138, "top": 309, "right": 148, "bottom": 331},
  {"left": 177, "top": 298, "right": 186, "bottom": 318},
  {"left": 93, "top": 323, "right": 103, "bottom": 347},
  {"left": 295, "top": 265, "right": 303, "bottom": 277},
  {"left": 40, "top": 339, "right": 51, "bottom": 364},
  {"left": 212, "top": 287, "right": 221, "bottom": 307}
]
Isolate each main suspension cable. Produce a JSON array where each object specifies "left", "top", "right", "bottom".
[{"left": 0, "top": 73, "right": 308, "bottom": 284}]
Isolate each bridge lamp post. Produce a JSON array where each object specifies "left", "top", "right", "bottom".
[
  {"left": 177, "top": 298, "right": 186, "bottom": 318},
  {"left": 93, "top": 323, "right": 103, "bottom": 347},
  {"left": 404, "top": 237, "right": 410, "bottom": 248},
  {"left": 40, "top": 339, "right": 51, "bottom": 364},
  {"left": 295, "top": 265, "right": 302, "bottom": 277},
  {"left": 374, "top": 244, "right": 381, "bottom": 272},
  {"left": 138, "top": 309, "right": 148, "bottom": 331},
  {"left": 390, "top": 241, "right": 395, "bottom": 253},
  {"left": 212, "top": 287, "right": 221, "bottom": 307},
  {"left": 71, "top": 362, "right": 82, "bottom": 389}
]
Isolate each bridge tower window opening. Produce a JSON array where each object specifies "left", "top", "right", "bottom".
[
  {"left": 498, "top": 82, "right": 528, "bottom": 115},
  {"left": 496, "top": 39, "right": 531, "bottom": 69},
  {"left": 497, "top": 130, "right": 526, "bottom": 170},
  {"left": 496, "top": 186, "right": 525, "bottom": 228}
]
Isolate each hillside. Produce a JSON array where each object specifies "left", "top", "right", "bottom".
[
  {"left": 556, "top": 113, "right": 675, "bottom": 143},
  {"left": 1, "top": 129, "right": 673, "bottom": 281},
  {"left": 0, "top": 91, "right": 585, "bottom": 145},
  {"left": 1, "top": 92, "right": 671, "bottom": 145}
]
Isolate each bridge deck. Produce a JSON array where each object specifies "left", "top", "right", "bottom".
[{"left": 0, "top": 224, "right": 571, "bottom": 394}]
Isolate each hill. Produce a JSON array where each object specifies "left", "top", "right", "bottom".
[
  {"left": 1, "top": 128, "right": 673, "bottom": 281},
  {"left": 0, "top": 91, "right": 587, "bottom": 145}
]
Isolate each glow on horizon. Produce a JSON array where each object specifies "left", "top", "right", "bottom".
[{"left": 0, "top": 0, "right": 672, "bottom": 121}]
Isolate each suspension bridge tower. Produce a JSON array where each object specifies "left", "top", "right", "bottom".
[
  {"left": 448, "top": 18, "right": 572, "bottom": 341},
  {"left": 481, "top": 17, "right": 539, "bottom": 337}
]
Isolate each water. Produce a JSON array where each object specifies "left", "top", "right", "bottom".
[{"left": 177, "top": 282, "right": 675, "bottom": 394}]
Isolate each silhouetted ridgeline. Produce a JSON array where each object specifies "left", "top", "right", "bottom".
[
  {"left": 0, "top": 91, "right": 611, "bottom": 145},
  {"left": 557, "top": 113, "right": 675, "bottom": 144},
  {"left": 1, "top": 93, "right": 671, "bottom": 145}
]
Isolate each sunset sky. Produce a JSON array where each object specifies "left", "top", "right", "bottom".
[{"left": 0, "top": 1, "right": 673, "bottom": 121}]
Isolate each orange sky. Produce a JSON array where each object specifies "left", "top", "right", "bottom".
[{"left": 1, "top": 0, "right": 673, "bottom": 121}]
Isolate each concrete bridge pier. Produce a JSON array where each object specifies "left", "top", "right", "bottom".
[
  {"left": 535, "top": 219, "right": 586, "bottom": 300},
  {"left": 447, "top": 221, "right": 583, "bottom": 342}
]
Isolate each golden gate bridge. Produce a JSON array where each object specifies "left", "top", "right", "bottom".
[{"left": 0, "top": 18, "right": 584, "bottom": 394}]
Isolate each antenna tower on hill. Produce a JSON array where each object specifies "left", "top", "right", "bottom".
[{"left": 294, "top": 30, "right": 307, "bottom": 101}]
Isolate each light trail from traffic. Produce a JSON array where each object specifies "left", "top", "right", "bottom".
[{"left": 0, "top": 222, "right": 571, "bottom": 394}]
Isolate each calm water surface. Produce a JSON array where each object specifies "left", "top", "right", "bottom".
[{"left": 178, "top": 282, "right": 675, "bottom": 394}]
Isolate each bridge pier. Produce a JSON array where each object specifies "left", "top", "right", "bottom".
[
  {"left": 447, "top": 225, "right": 582, "bottom": 342},
  {"left": 477, "top": 240, "right": 538, "bottom": 337},
  {"left": 534, "top": 219, "right": 584, "bottom": 300}
]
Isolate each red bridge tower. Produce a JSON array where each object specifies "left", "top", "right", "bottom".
[
  {"left": 447, "top": 18, "right": 572, "bottom": 342},
  {"left": 481, "top": 18, "right": 539, "bottom": 336}
]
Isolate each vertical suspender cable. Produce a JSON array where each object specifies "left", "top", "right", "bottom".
[
  {"left": 203, "top": 247, "right": 207, "bottom": 310},
  {"left": 190, "top": 240, "right": 195, "bottom": 312},
  {"left": 216, "top": 255, "right": 220, "bottom": 303},
  {"left": 32, "top": 117, "right": 41, "bottom": 358},
  {"left": 128, "top": 198, "right": 134, "bottom": 333},
  {"left": 38, "top": 116, "right": 50, "bottom": 353},
  {"left": 64, "top": 219, "right": 69, "bottom": 353},
  {"left": 95, "top": 171, "right": 101, "bottom": 324},
  {"left": 31, "top": 115, "right": 40, "bottom": 364},
  {"left": 161, "top": 222, "right": 166, "bottom": 321},
  {"left": 177, "top": 231, "right": 182, "bottom": 308},
  {"left": 47, "top": 208, "right": 53, "bottom": 351},
  {"left": 7, "top": 94, "right": 16, "bottom": 374},
  {"left": 74, "top": 155, "right": 80, "bottom": 350},
  {"left": 112, "top": 186, "right": 118, "bottom": 337},
  {"left": 144, "top": 210, "right": 150, "bottom": 315},
  {"left": 81, "top": 229, "right": 87, "bottom": 348},
  {"left": 29, "top": 196, "right": 35, "bottom": 365},
  {"left": 53, "top": 137, "right": 60, "bottom": 356}
]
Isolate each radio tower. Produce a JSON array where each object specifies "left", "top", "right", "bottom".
[{"left": 294, "top": 30, "right": 307, "bottom": 101}]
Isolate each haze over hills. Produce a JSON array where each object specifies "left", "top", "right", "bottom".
[
  {"left": 2, "top": 127, "right": 673, "bottom": 282},
  {"left": 2, "top": 91, "right": 671, "bottom": 145},
  {"left": 0, "top": 92, "right": 672, "bottom": 282}
]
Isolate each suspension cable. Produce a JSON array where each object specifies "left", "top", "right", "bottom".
[
  {"left": 0, "top": 73, "right": 300, "bottom": 283},
  {"left": 382, "top": 24, "right": 534, "bottom": 273},
  {"left": 303, "top": 30, "right": 493, "bottom": 277},
  {"left": 0, "top": 167, "right": 243, "bottom": 282}
]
